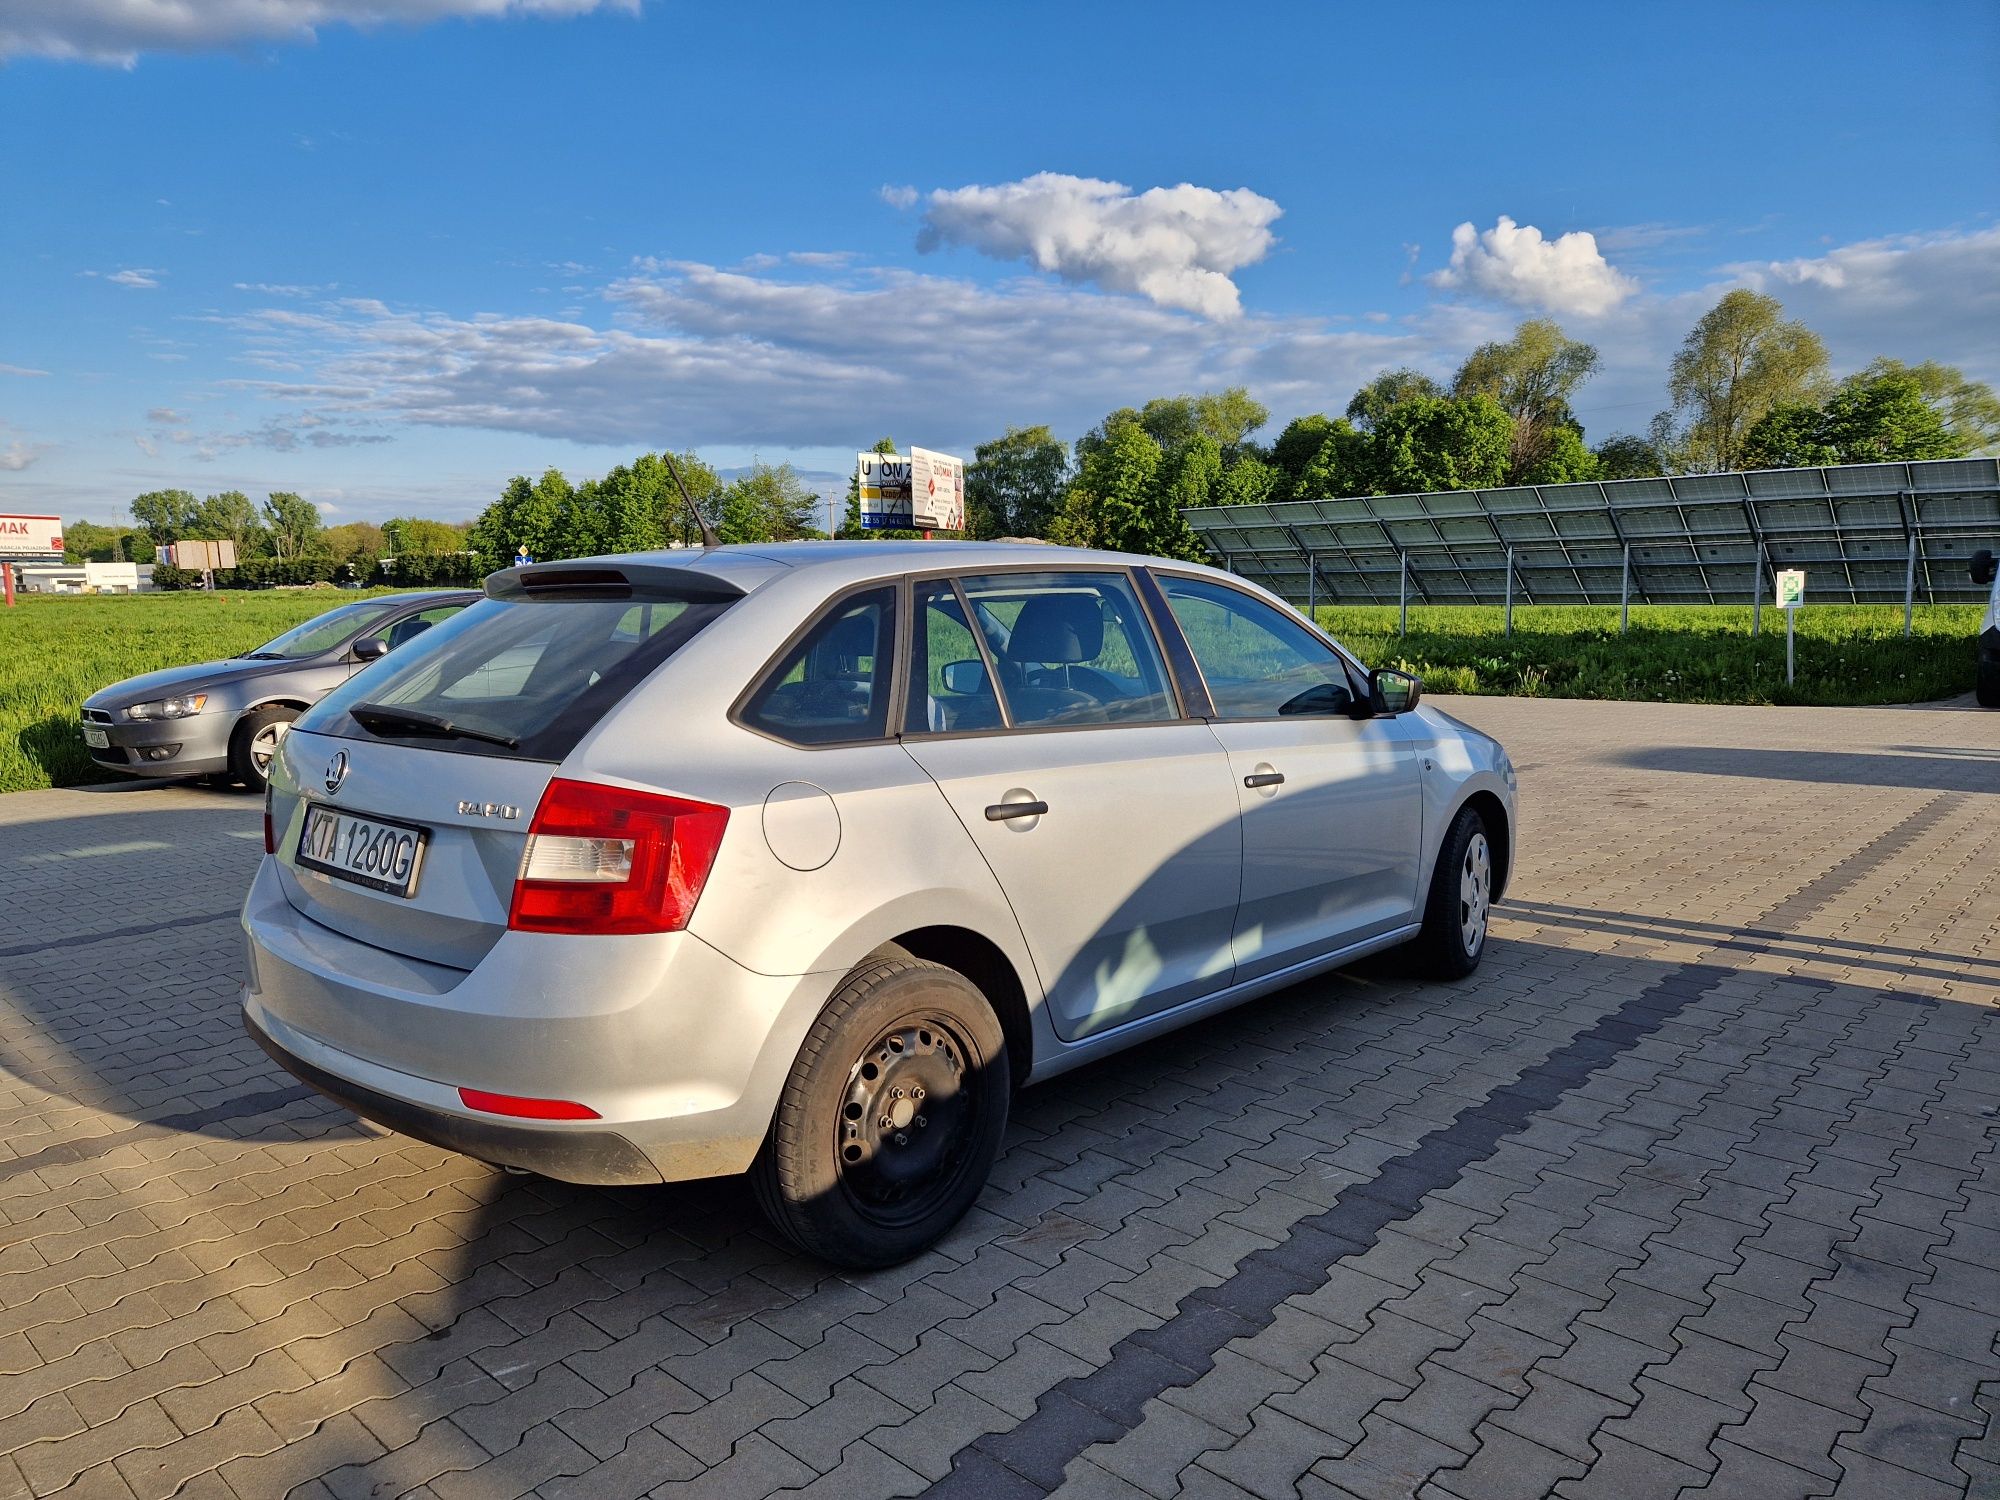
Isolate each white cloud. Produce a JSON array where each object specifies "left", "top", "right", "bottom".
[
  {"left": 235, "top": 281, "right": 335, "bottom": 297},
  {"left": 0, "top": 362, "right": 49, "bottom": 376},
  {"left": 176, "top": 225, "right": 1998, "bottom": 482},
  {"left": 83, "top": 266, "right": 162, "bottom": 288},
  {"left": 1720, "top": 226, "right": 2000, "bottom": 376},
  {"left": 915, "top": 172, "right": 1281, "bottom": 320},
  {"left": 879, "top": 185, "right": 918, "bottom": 211},
  {"left": 0, "top": 0, "right": 640, "bottom": 65},
  {"left": 0, "top": 440, "right": 48, "bottom": 471},
  {"left": 1428, "top": 215, "right": 1638, "bottom": 319}
]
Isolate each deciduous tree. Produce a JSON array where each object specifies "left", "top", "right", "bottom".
[
  {"left": 966, "top": 426, "right": 1070, "bottom": 538},
  {"left": 1661, "top": 290, "right": 1829, "bottom": 471},
  {"left": 1452, "top": 319, "right": 1600, "bottom": 481},
  {"left": 261, "top": 491, "right": 325, "bottom": 560}
]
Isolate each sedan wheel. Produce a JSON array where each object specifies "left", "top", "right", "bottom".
[
  {"left": 228, "top": 705, "right": 301, "bottom": 789},
  {"left": 1402, "top": 803, "right": 1496, "bottom": 980}
]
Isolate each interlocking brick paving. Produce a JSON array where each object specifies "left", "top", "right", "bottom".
[{"left": 0, "top": 696, "right": 1994, "bottom": 1499}]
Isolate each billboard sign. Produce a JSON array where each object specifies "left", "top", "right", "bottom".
[
  {"left": 167, "top": 539, "right": 240, "bottom": 571},
  {"left": 859, "top": 449, "right": 965, "bottom": 531},
  {"left": 858, "top": 453, "right": 914, "bottom": 529},
  {"left": 0, "top": 515, "right": 63, "bottom": 558},
  {"left": 909, "top": 448, "right": 966, "bottom": 532}
]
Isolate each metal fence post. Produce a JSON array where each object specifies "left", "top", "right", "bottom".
[
  {"left": 1305, "top": 552, "right": 1316, "bottom": 621},
  {"left": 1751, "top": 556, "right": 1762, "bottom": 637},
  {"left": 1903, "top": 536, "right": 1917, "bottom": 637},
  {"left": 1504, "top": 546, "right": 1515, "bottom": 638},
  {"left": 1398, "top": 551, "right": 1409, "bottom": 636},
  {"left": 1620, "top": 544, "right": 1631, "bottom": 635}
]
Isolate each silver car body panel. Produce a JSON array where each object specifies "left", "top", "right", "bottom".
[{"left": 241, "top": 541, "right": 1516, "bottom": 1185}]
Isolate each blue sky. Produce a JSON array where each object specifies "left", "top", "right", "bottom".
[{"left": 2, "top": 0, "right": 1996, "bottom": 526}]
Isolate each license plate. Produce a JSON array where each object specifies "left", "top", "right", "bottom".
[
  {"left": 297, "top": 804, "right": 429, "bottom": 897},
  {"left": 82, "top": 725, "right": 109, "bottom": 749}
]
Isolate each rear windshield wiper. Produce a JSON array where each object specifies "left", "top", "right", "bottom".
[{"left": 350, "top": 702, "right": 521, "bottom": 750}]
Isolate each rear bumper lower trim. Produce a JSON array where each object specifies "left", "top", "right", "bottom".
[{"left": 243, "top": 1008, "right": 663, "bottom": 1185}]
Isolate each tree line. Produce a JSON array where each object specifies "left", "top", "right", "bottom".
[{"left": 72, "top": 287, "right": 1999, "bottom": 579}]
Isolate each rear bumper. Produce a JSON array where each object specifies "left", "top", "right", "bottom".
[
  {"left": 245, "top": 1006, "right": 663, "bottom": 1184},
  {"left": 239, "top": 855, "right": 841, "bottom": 1183}
]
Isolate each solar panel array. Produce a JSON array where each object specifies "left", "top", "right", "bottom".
[{"left": 1181, "top": 457, "right": 2000, "bottom": 607}]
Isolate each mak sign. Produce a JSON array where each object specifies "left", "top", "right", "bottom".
[
  {"left": 858, "top": 448, "right": 965, "bottom": 532},
  {"left": 0, "top": 515, "right": 63, "bottom": 558}
]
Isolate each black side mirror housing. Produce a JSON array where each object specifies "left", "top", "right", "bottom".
[
  {"left": 352, "top": 636, "right": 390, "bottom": 662},
  {"left": 1278, "top": 682, "right": 1355, "bottom": 717},
  {"left": 1972, "top": 550, "right": 1997, "bottom": 587},
  {"left": 1369, "top": 668, "right": 1423, "bottom": 716}
]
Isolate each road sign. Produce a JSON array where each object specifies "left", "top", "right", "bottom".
[
  {"left": 908, "top": 448, "right": 966, "bottom": 532},
  {"left": 0, "top": 514, "right": 62, "bottom": 559},
  {"left": 515, "top": 547, "right": 533, "bottom": 567},
  {"left": 1776, "top": 569, "right": 1806, "bottom": 608}
]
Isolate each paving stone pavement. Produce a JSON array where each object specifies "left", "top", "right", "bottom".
[{"left": 0, "top": 695, "right": 1995, "bottom": 1500}]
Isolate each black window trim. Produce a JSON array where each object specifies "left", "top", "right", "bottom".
[
  {"left": 728, "top": 580, "right": 905, "bottom": 751},
  {"left": 1139, "top": 566, "right": 1375, "bottom": 725},
  {"left": 898, "top": 561, "right": 1201, "bottom": 743}
]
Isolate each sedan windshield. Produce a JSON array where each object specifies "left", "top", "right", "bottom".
[{"left": 242, "top": 599, "right": 404, "bottom": 660}]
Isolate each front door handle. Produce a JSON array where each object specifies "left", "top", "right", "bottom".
[
  {"left": 1243, "top": 771, "right": 1285, "bottom": 789},
  {"left": 985, "top": 799, "right": 1049, "bottom": 822}
]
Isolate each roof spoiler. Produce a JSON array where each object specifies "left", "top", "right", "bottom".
[{"left": 485, "top": 562, "right": 748, "bottom": 604}]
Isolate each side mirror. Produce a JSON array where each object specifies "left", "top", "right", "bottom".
[
  {"left": 939, "top": 658, "right": 988, "bottom": 696},
  {"left": 1973, "top": 550, "right": 1997, "bottom": 587},
  {"left": 352, "top": 636, "right": 390, "bottom": 662},
  {"left": 1278, "top": 682, "right": 1355, "bottom": 717},
  {"left": 1369, "top": 668, "right": 1423, "bottom": 716}
]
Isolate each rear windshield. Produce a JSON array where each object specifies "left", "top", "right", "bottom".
[{"left": 299, "top": 593, "right": 732, "bottom": 761}]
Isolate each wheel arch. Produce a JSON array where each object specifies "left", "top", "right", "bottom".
[{"left": 865, "top": 926, "right": 1033, "bottom": 1092}]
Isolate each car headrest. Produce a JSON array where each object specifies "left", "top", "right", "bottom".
[
  {"left": 1005, "top": 594, "right": 1104, "bottom": 663},
  {"left": 822, "top": 611, "right": 877, "bottom": 661}
]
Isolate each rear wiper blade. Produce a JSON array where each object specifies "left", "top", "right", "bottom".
[{"left": 350, "top": 702, "right": 520, "bottom": 750}]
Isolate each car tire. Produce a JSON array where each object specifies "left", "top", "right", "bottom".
[
  {"left": 228, "top": 706, "right": 299, "bottom": 789},
  {"left": 1978, "top": 659, "right": 2000, "bottom": 709},
  {"left": 1402, "top": 803, "right": 1494, "bottom": 980},
  {"left": 751, "top": 957, "right": 1009, "bottom": 1267}
]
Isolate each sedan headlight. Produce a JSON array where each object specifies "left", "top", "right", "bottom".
[{"left": 126, "top": 694, "right": 208, "bottom": 721}]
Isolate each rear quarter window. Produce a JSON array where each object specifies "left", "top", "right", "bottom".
[
  {"left": 300, "top": 594, "right": 732, "bottom": 760},
  {"left": 738, "top": 587, "right": 897, "bottom": 745}
]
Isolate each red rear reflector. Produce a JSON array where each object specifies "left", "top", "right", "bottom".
[
  {"left": 458, "top": 1087, "right": 600, "bottom": 1121},
  {"left": 507, "top": 778, "right": 729, "bottom": 936}
]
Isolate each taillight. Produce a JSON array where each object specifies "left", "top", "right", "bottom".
[
  {"left": 507, "top": 778, "right": 729, "bottom": 935},
  {"left": 263, "top": 787, "right": 275, "bottom": 854}
]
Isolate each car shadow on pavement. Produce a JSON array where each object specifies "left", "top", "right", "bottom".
[{"left": 1608, "top": 743, "right": 2000, "bottom": 793}]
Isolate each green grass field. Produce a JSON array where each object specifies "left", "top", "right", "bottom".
[{"left": 0, "top": 591, "right": 1985, "bottom": 794}]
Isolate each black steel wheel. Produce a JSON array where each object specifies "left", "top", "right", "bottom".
[{"left": 752, "top": 957, "right": 1008, "bottom": 1267}]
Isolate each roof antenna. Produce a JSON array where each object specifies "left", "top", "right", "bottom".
[{"left": 660, "top": 450, "right": 722, "bottom": 549}]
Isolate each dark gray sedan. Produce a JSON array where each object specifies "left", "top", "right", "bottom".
[{"left": 81, "top": 590, "right": 479, "bottom": 787}]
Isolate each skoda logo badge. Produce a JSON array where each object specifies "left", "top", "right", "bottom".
[{"left": 324, "top": 750, "right": 349, "bottom": 794}]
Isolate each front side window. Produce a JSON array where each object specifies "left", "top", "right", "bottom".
[
  {"left": 908, "top": 581, "right": 1005, "bottom": 733},
  {"left": 958, "top": 570, "right": 1176, "bottom": 729},
  {"left": 1158, "top": 575, "right": 1358, "bottom": 719},
  {"left": 740, "top": 588, "right": 896, "bottom": 745}
]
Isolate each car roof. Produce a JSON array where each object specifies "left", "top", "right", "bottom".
[{"left": 495, "top": 540, "right": 1236, "bottom": 599}]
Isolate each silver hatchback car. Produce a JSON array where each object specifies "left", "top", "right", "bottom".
[{"left": 242, "top": 542, "right": 1516, "bottom": 1265}]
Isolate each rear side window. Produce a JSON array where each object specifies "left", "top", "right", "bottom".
[
  {"left": 301, "top": 594, "right": 732, "bottom": 761},
  {"left": 740, "top": 588, "right": 897, "bottom": 745}
]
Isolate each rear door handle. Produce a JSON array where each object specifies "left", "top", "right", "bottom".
[
  {"left": 1243, "top": 772, "right": 1285, "bottom": 789},
  {"left": 985, "top": 800, "right": 1049, "bottom": 821}
]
